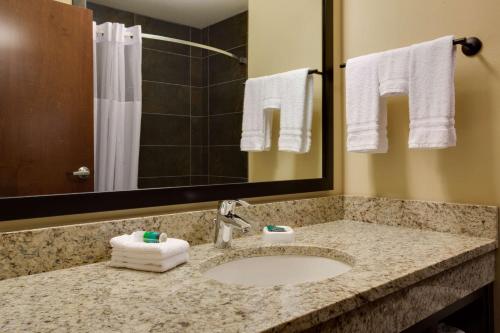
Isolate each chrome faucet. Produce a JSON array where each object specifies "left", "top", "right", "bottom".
[{"left": 214, "top": 199, "right": 253, "bottom": 248}]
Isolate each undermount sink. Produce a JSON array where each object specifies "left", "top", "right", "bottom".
[{"left": 203, "top": 252, "right": 352, "bottom": 287}]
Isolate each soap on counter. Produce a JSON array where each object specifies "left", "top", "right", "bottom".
[{"left": 262, "top": 226, "right": 295, "bottom": 243}]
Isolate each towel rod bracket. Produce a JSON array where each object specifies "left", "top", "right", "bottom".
[{"left": 460, "top": 37, "right": 482, "bottom": 57}]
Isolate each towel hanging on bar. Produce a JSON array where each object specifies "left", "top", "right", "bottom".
[{"left": 339, "top": 36, "right": 482, "bottom": 68}]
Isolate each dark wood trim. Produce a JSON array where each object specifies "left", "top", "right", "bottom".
[{"left": 0, "top": 0, "right": 334, "bottom": 221}]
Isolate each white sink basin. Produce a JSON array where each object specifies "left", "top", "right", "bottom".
[{"left": 203, "top": 255, "right": 352, "bottom": 287}]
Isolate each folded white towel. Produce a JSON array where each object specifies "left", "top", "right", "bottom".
[
  {"left": 378, "top": 46, "right": 410, "bottom": 97},
  {"left": 408, "top": 35, "right": 456, "bottom": 148},
  {"left": 278, "top": 68, "right": 314, "bottom": 153},
  {"left": 110, "top": 252, "right": 189, "bottom": 273},
  {"left": 241, "top": 77, "right": 273, "bottom": 152},
  {"left": 346, "top": 52, "right": 388, "bottom": 153},
  {"left": 110, "top": 235, "right": 190, "bottom": 258},
  {"left": 111, "top": 248, "right": 187, "bottom": 261},
  {"left": 111, "top": 251, "right": 188, "bottom": 266}
]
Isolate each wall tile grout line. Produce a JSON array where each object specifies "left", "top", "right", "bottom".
[
  {"left": 142, "top": 113, "right": 190, "bottom": 117},
  {"left": 189, "top": 27, "right": 192, "bottom": 186},
  {"left": 143, "top": 47, "right": 194, "bottom": 59},
  {"left": 142, "top": 77, "right": 246, "bottom": 90},
  {"left": 207, "top": 25, "right": 211, "bottom": 179}
]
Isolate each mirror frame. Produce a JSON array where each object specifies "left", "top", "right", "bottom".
[{"left": 0, "top": 0, "right": 333, "bottom": 221}]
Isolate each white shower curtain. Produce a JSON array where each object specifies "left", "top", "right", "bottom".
[{"left": 93, "top": 22, "right": 142, "bottom": 192}]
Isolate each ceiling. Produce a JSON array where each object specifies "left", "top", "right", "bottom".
[{"left": 89, "top": 0, "right": 248, "bottom": 29}]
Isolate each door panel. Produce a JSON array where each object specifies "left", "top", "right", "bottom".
[{"left": 0, "top": 0, "right": 93, "bottom": 196}]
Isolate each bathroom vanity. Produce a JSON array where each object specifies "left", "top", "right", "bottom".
[{"left": 0, "top": 196, "right": 496, "bottom": 332}]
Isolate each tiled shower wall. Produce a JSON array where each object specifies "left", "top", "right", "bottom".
[
  {"left": 88, "top": 3, "right": 248, "bottom": 188},
  {"left": 202, "top": 12, "right": 248, "bottom": 185}
]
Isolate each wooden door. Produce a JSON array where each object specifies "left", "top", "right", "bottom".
[{"left": 0, "top": 0, "right": 94, "bottom": 197}]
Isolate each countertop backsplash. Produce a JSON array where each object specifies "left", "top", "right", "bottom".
[{"left": 0, "top": 195, "right": 497, "bottom": 280}]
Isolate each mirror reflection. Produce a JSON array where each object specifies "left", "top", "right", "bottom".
[{"left": 0, "top": 0, "right": 322, "bottom": 198}]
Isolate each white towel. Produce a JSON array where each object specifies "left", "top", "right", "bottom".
[
  {"left": 378, "top": 46, "right": 410, "bottom": 97},
  {"left": 278, "top": 68, "right": 314, "bottom": 153},
  {"left": 111, "top": 248, "right": 186, "bottom": 261},
  {"left": 241, "top": 68, "right": 314, "bottom": 153},
  {"left": 110, "top": 235, "right": 190, "bottom": 258},
  {"left": 110, "top": 252, "right": 189, "bottom": 273},
  {"left": 408, "top": 35, "right": 456, "bottom": 148},
  {"left": 241, "top": 77, "right": 273, "bottom": 152},
  {"left": 346, "top": 52, "right": 388, "bottom": 153}
]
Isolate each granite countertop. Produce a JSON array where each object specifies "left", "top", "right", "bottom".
[{"left": 0, "top": 220, "right": 496, "bottom": 333}]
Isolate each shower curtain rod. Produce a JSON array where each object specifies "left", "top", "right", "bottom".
[{"left": 124, "top": 32, "right": 248, "bottom": 64}]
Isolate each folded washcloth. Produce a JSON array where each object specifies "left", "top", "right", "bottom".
[
  {"left": 110, "top": 235, "right": 190, "bottom": 258},
  {"left": 346, "top": 52, "right": 388, "bottom": 153},
  {"left": 110, "top": 252, "right": 188, "bottom": 273},
  {"left": 241, "top": 77, "right": 273, "bottom": 152},
  {"left": 278, "top": 68, "right": 314, "bottom": 153},
  {"left": 111, "top": 251, "right": 189, "bottom": 266},
  {"left": 408, "top": 35, "right": 456, "bottom": 149},
  {"left": 111, "top": 248, "right": 184, "bottom": 261},
  {"left": 378, "top": 46, "right": 410, "bottom": 96}
]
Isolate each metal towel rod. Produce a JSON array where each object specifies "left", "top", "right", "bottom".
[
  {"left": 339, "top": 36, "right": 483, "bottom": 69},
  {"left": 242, "top": 69, "right": 322, "bottom": 85}
]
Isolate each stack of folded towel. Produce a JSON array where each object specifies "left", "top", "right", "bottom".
[{"left": 109, "top": 232, "right": 190, "bottom": 272}]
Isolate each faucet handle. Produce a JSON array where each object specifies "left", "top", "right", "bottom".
[
  {"left": 218, "top": 199, "right": 250, "bottom": 215},
  {"left": 234, "top": 199, "right": 250, "bottom": 207}
]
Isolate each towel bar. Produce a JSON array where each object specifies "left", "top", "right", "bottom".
[
  {"left": 338, "top": 36, "right": 482, "bottom": 69},
  {"left": 242, "top": 69, "right": 323, "bottom": 85}
]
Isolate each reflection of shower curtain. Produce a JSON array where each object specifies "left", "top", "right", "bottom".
[{"left": 93, "top": 22, "right": 142, "bottom": 192}]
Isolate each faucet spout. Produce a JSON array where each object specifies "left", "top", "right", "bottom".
[{"left": 225, "top": 214, "right": 251, "bottom": 233}]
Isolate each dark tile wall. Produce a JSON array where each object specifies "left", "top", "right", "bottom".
[
  {"left": 204, "top": 12, "right": 248, "bottom": 185},
  {"left": 88, "top": 3, "right": 247, "bottom": 188}
]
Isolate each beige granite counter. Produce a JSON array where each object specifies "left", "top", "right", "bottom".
[{"left": 0, "top": 220, "right": 496, "bottom": 333}]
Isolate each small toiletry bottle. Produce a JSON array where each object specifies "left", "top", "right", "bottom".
[{"left": 132, "top": 231, "right": 168, "bottom": 243}]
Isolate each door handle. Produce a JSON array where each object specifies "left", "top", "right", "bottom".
[{"left": 72, "top": 166, "right": 90, "bottom": 180}]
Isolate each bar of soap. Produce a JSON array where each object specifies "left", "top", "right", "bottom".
[{"left": 262, "top": 226, "right": 295, "bottom": 243}]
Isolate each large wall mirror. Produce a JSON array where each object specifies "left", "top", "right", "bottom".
[{"left": 0, "top": 0, "right": 333, "bottom": 220}]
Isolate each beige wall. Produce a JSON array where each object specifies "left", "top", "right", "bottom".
[
  {"left": 247, "top": 0, "right": 323, "bottom": 182},
  {"left": 54, "top": 0, "right": 71, "bottom": 4},
  {"left": 342, "top": 0, "right": 500, "bottom": 330}
]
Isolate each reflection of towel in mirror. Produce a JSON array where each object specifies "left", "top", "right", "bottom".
[
  {"left": 241, "top": 77, "right": 272, "bottom": 152},
  {"left": 277, "top": 69, "right": 314, "bottom": 153},
  {"left": 241, "top": 68, "right": 314, "bottom": 153}
]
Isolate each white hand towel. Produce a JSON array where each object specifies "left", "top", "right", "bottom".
[
  {"left": 346, "top": 52, "right": 388, "bottom": 153},
  {"left": 408, "top": 35, "right": 456, "bottom": 148},
  {"left": 110, "top": 252, "right": 188, "bottom": 273},
  {"left": 241, "top": 77, "right": 273, "bottom": 151},
  {"left": 110, "top": 235, "right": 190, "bottom": 258},
  {"left": 278, "top": 68, "right": 314, "bottom": 153},
  {"left": 111, "top": 247, "right": 187, "bottom": 261},
  {"left": 378, "top": 46, "right": 410, "bottom": 97},
  {"left": 111, "top": 251, "right": 188, "bottom": 266}
]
